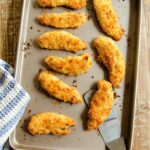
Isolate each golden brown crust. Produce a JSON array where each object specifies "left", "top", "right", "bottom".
[
  {"left": 28, "top": 112, "right": 76, "bottom": 135},
  {"left": 38, "top": 70, "right": 83, "bottom": 104},
  {"left": 37, "top": 0, "right": 86, "bottom": 9},
  {"left": 45, "top": 53, "right": 92, "bottom": 76},
  {"left": 87, "top": 80, "right": 114, "bottom": 130},
  {"left": 37, "top": 31, "right": 87, "bottom": 53},
  {"left": 93, "top": 36, "right": 125, "bottom": 87},
  {"left": 93, "top": 0, "right": 124, "bottom": 41},
  {"left": 38, "top": 12, "right": 87, "bottom": 29}
]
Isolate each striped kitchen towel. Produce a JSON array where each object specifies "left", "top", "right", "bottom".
[{"left": 0, "top": 59, "right": 30, "bottom": 149}]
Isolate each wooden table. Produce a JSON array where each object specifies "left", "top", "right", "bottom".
[{"left": 0, "top": 0, "right": 149, "bottom": 149}]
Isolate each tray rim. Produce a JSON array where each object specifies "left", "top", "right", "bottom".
[
  {"left": 9, "top": 0, "right": 143, "bottom": 149},
  {"left": 129, "top": 0, "right": 143, "bottom": 149}
]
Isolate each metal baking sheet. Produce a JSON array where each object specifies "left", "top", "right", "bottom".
[{"left": 10, "top": 0, "right": 142, "bottom": 149}]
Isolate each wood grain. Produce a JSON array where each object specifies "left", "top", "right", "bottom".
[
  {"left": 133, "top": 1, "right": 150, "bottom": 149},
  {"left": 0, "top": 0, "right": 21, "bottom": 66},
  {"left": 0, "top": 0, "right": 149, "bottom": 149}
]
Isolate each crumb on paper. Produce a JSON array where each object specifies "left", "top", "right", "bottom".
[
  {"left": 88, "top": 15, "right": 92, "bottom": 20},
  {"left": 37, "top": 29, "right": 41, "bottom": 32},
  {"left": 28, "top": 109, "right": 32, "bottom": 114},
  {"left": 72, "top": 79, "right": 78, "bottom": 87},
  {"left": 73, "top": 79, "right": 77, "bottom": 84},
  {"left": 23, "top": 40, "right": 32, "bottom": 51},
  {"left": 114, "top": 92, "right": 120, "bottom": 99},
  {"left": 24, "top": 119, "right": 27, "bottom": 124}
]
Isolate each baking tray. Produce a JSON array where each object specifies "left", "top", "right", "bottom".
[{"left": 10, "top": 0, "right": 142, "bottom": 149}]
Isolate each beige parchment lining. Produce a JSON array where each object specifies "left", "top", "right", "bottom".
[{"left": 0, "top": 0, "right": 149, "bottom": 149}]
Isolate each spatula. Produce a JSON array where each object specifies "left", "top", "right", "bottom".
[{"left": 83, "top": 89, "right": 126, "bottom": 150}]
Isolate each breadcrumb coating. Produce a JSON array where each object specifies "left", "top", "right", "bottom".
[
  {"left": 87, "top": 80, "right": 114, "bottom": 130},
  {"left": 38, "top": 69, "right": 83, "bottom": 104},
  {"left": 45, "top": 53, "right": 92, "bottom": 76},
  {"left": 93, "top": 0, "right": 124, "bottom": 40},
  {"left": 37, "top": 0, "right": 86, "bottom": 9},
  {"left": 37, "top": 31, "right": 87, "bottom": 53},
  {"left": 93, "top": 36, "right": 125, "bottom": 87},
  {"left": 38, "top": 12, "right": 87, "bottom": 29},
  {"left": 28, "top": 112, "right": 76, "bottom": 135}
]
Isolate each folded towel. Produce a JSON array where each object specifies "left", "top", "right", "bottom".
[{"left": 0, "top": 59, "right": 30, "bottom": 149}]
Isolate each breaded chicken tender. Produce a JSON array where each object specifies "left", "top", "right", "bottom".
[
  {"left": 38, "top": 69, "right": 83, "bottom": 103},
  {"left": 45, "top": 53, "right": 92, "bottom": 76},
  {"left": 37, "top": 31, "right": 86, "bottom": 53},
  {"left": 38, "top": 12, "right": 87, "bottom": 29},
  {"left": 37, "top": 0, "right": 86, "bottom": 9},
  {"left": 87, "top": 80, "right": 114, "bottom": 130},
  {"left": 28, "top": 112, "right": 76, "bottom": 135},
  {"left": 93, "top": 36, "right": 125, "bottom": 87},
  {"left": 93, "top": 0, "right": 124, "bottom": 40}
]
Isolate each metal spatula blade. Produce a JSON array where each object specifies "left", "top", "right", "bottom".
[{"left": 83, "top": 89, "right": 126, "bottom": 150}]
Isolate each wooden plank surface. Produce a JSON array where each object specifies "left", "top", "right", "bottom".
[
  {"left": 0, "top": 0, "right": 149, "bottom": 149},
  {"left": 133, "top": 1, "right": 150, "bottom": 149}
]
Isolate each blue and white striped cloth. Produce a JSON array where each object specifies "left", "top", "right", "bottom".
[{"left": 0, "top": 59, "right": 30, "bottom": 149}]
